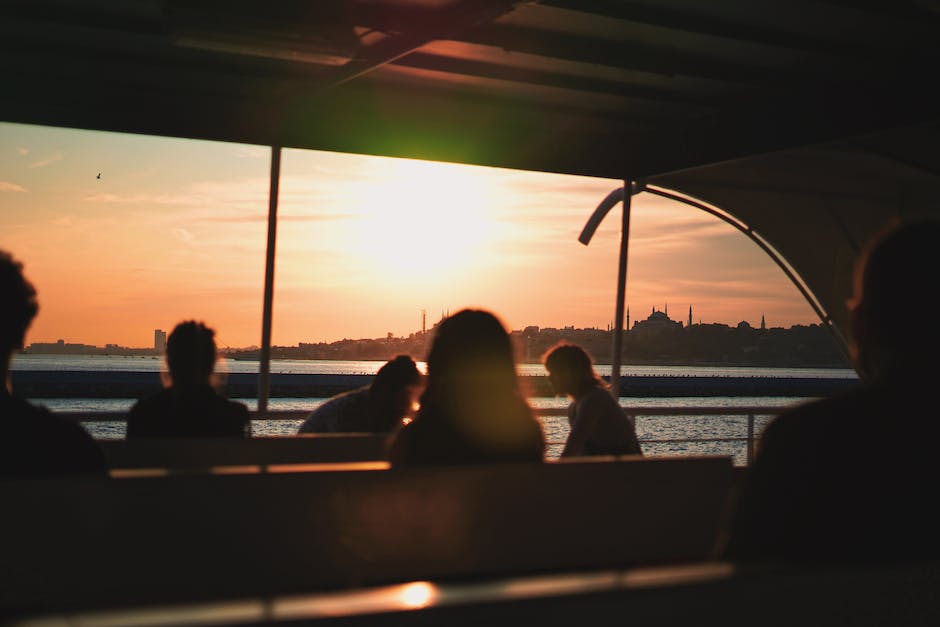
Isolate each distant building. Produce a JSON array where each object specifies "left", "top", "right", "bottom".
[
  {"left": 154, "top": 329, "right": 167, "bottom": 354},
  {"left": 631, "top": 307, "right": 683, "bottom": 336},
  {"left": 26, "top": 339, "right": 99, "bottom": 355}
]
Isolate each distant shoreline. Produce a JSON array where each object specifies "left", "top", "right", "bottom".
[{"left": 15, "top": 352, "right": 854, "bottom": 371}]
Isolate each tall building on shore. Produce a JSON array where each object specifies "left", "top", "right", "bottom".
[
  {"left": 631, "top": 307, "right": 683, "bottom": 337},
  {"left": 154, "top": 329, "right": 167, "bottom": 354}
]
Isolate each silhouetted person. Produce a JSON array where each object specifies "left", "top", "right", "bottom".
[
  {"left": 387, "top": 309, "right": 545, "bottom": 466},
  {"left": 297, "top": 354, "right": 423, "bottom": 434},
  {"left": 723, "top": 219, "right": 940, "bottom": 564},
  {"left": 126, "top": 321, "right": 249, "bottom": 438},
  {"left": 0, "top": 250, "right": 106, "bottom": 476},
  {"left": 543, "top": 342, "right": 642, "bottom": 457}
]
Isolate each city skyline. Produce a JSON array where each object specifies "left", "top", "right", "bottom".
[
  {"left": 2, "top": 121, "right": 821, "bottom": 347},
  {"left": 24, "top": 305, "right": 814, "bottom": 352}
]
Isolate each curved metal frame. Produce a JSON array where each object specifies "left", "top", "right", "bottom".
[{"left": 641, "top": 184, "right": 851, "bottom": 362}]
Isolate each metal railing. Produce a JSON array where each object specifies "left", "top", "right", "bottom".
[
  {"left": 534, "top": 405, "right": 784, "bottom": 465},
  {"left": 60, "top": 405, "right": 787, "bottom": 466}
]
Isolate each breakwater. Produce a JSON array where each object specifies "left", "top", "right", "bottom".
[{"left": 12, "top": 370, "right": 860, "bottom": 399}]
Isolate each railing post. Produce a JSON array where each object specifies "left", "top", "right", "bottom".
[
  {"left": 746, "top": 413, "right": 756, "bottom": 465},
  {"left": 258, "top": 146, "right": 282, "bottom": 421}
]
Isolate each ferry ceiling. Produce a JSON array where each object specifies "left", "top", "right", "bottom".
[{"left": 3, "top": 0, "right": 940, "bottom": 346}]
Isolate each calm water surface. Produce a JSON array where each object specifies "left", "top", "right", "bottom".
[
  {"left": 15, "top": 355, "right": 857, "bottom": 464},
  {"left": 12, "top": 354, "right": 859, "bottom": 379}
]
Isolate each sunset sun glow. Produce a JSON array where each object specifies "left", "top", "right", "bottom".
[
  {"left": 343, "top": 159, "right": 496, "bottom": 280},
  {"left": 0, "top": 121, "right": 822, "bottom": 349}
]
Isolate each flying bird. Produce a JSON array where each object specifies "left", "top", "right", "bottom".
[{"left": 96, "top": 172, "right": 101, "bottom": 179}]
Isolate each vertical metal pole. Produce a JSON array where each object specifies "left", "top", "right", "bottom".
[
  {"left": 609, "top": 181, "right": 633, "bottom": 400},
  {"left": 258, "top": 146, "right": 282, "bottom": 419}
]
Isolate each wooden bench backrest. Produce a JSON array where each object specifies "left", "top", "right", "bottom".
[
  {"left": 98, "top": 434, "right": 389, "bottom": 469},
  {"left": 0, "top": 455, "right": 733, "bottom": 614}
]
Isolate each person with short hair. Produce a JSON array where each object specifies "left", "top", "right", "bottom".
[
  {"left": 387, "top": 309, "right": 545, "bottom": 466},
  {"left": 723, "top": 219, "right": 940, "bottom": 563},
  {"left": 0, "top": 250, "right": 107, "bottom": 476},
  {"left": 297, "top": 354, "right": 423, "bottom": 434},
  {"left": 542, "top": 342, "right": 642, "bottom": 457},
  {"left": 126, "top": 320, "right": 249, "bottom": 438}
]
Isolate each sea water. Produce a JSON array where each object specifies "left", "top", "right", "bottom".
[{"left": 12, "top": 354, "right": 858, "bottom": 463}]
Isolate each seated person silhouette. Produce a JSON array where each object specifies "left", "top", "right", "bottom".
[
  {"left": 386, "top": 308, "right": 545, "bottom": 466},
  {"left": 297, "top": 354, "right": 423, "bottom": 434},
  {"left": 126, "top": 320, "right": 249, "bottom": 438},
  {"left": 0, "top": 250, "right": 107, "bottom": 476},
  {"left": 542, "top": 342, "right": 642, "bottom": 457},
  {"left": 723, "top": 219, "right": 940, "bottom": 564}
]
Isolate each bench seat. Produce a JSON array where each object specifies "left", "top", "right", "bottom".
[
  {"left": 0, "top": 455, "right": 733, "bottom": 615},
  {"left": 98, "top": 434, "right": 390, "bottom": 471}
]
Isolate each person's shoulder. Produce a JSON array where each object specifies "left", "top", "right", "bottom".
[
  {"left": 0, "top": 396, "right": 107, "bottom": 476},
  {"left": 126, "top": 390, "right": 171, "bottom": 428},
  {"left": 298, "top": 387, "right": 368, "bottom": 433},
  {"left": 215, "top": 395, "right": 249, "bottom": 427},
  {"left": 1, "top": 394, "right": 51, "bottom": 420},
  {"left": 336, "top": 386, "right": 370, "bottom": 406},
  {"left": 128, "top": 389, "right": 171, "bottom": 414},
  {"left": 5, "top": 396, "right": 80, "bottom": 435},
  {"left": 765, "top": 386, "right": 868, "bottom": 440},
  {"left": 578, "top": 386, "right": 619, "bottom": 412},
  {"left": 201, "top": 391, "right": 249, "bottom": 429},
  {"left": 315, "top": 387, "right": 368, "bottom": 412}
]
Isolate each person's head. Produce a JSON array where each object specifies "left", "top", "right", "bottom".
[
  {"left": 425, "top": 309, "right": 518, "bottom": 390},
  {"left": 0, "top": 250, "right": 39, "bottom": 362},
  {"left": 847, "top": 219, "right": 940, "bottom": 381},
  {"left": 368, "top": 354, "right": 423, "bottom": 431},
  {"left": 542, "top": 342, "right": 605, "bottom": 398},
  {"left": 420, "top": 308, "right": 531, "bottom": 434},
  {"left": 165, "top": 320, "right": 217, "bottom": 387}
]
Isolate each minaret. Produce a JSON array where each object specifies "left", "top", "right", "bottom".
[
  {"left": 422, "top": 309, "right": 427, "bottom": 334},
  {"left": 761, "top": 313, "right": 766, "bottom": 330},
  {"left": 664, "top": 303, "right": 668, "bottom": 318},
  {"left": 688, "top": 305, "right": 692, "bottom": 329},
  {"left": 626, "top": 307, "right": 630, "bottom": 330}
]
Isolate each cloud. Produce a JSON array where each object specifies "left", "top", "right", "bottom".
[
  {"left": 231, "top": 145, "right": 270, "bottom": 159},
  {"left": 202, "top": 212, "right": 354, "bottom": 224},
  {"left": 0, "top": 181, "right": 27, "bottom": 193},
  {"left": 29, "top": 153, "right": 63, "bottom": 168},
  {"left": 16, "top": 147, "right": 29, "bottom": 156},
  {"left": 173, "top": 228, "right": 194, "bottom": 244},
  {"left": 82, "top": 192, "right": 202, "bottom": 206}
]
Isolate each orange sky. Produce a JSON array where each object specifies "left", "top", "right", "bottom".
[{"left": 0, "top": 121, "right": 820, "bottom": 348}]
